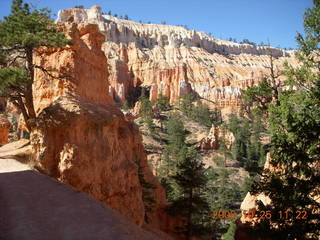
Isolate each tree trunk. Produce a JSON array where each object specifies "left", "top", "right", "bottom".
[
  {"left": 24, "top": 47, "right": 36, "bottom": 130},
  {"left": 186, "top": 188, "right": 193, "bottom": 240}
]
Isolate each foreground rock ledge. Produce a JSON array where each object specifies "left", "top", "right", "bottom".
[{"left": 0, "top": 168, "right": 171, "bottom": 240}]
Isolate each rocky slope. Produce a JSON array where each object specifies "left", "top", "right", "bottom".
[
  {"left": 57, "top": 6, "right": 297, "bottom": 116},
  {"left": 30, "top": 22, "right": 172, "bottom": 232},
  {"left": 134, "top": 109, "right": 249, "bottom": 188}
]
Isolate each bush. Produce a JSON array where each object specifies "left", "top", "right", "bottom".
[
  {"left": 190, "top": 101, "right": 215, "bottom": 127},
  {"left": 153, "top": 94, "right": 171, "bottom": 112},
  {"left": 223, "top": 221, "right": 236, "bottom": 240}
]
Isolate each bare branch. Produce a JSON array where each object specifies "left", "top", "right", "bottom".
[
  {"left": 33, "top": 64, "right": 72, "bottom": 80},
  {"left": 7, "top": 55, "right": 26, "bottom": 67}
]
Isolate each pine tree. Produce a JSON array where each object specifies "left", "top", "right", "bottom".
[
  {"left": 159, "top": 113, "right": 212, "bottom": 239},
  {"left": 190, "top": 101, "right": 214, "bottom": 127},
  {"left": 165, "top": 113, "right": 187, "bottom": 156},
  {"left": 145, "top": 116, "right": 156, "bottom": 137},
  {"left": 0, "top": 0, "right": 69, "bottom": 131},
  {"left": 153, "top": 94, "right": 171, "bottom": 112},
  {"left": 226, "top": 113, "right": 265, "bottom": 172},
  {"left": 136, "top": 158, "right": 156, "bottom": 223},
  {"left": 159, "top": 112, "right": 187, "bottom": 177},
  {"left": 205, "top": 167, "right": 242, "bottom": 238},
  {"left": 242, "top": 51, "right": 282, "bottom": 115},
  {"left": 180, "top": 93, "right": 194, "bottom": 116},
  {"left": 218, "top": 137, "right": 229, "bottom": 167},
  {"left": 139, "top": 88, "right": 152, "bottom": 118},
  {"left": 167, "top": 147, "right": 209, "bottom": 240},
  {"left": 251, "top": 1, "right": 320, "bottom": 238}
]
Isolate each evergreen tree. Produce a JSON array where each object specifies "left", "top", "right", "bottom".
[
  {"left": 139, "top": 90, "right": 153, "bottom": 118},
  {"left": 165, "top": 112, "right": 187, "bottom": 156},
  {"left": 226, "top": 113, "right": 265, "bottom": 172},
  {"left": 218, "top": 137, "right": 229, "bottom": 167},
  {"left": 145, "top": 116, "right": 157, "bottom": 137},
  {"left": 180, "top": 93, "right": 195, "bottom": 116},
  {"left": 135, "top": 158, "right": 156, "bottom": 223},
  {"left": 159, "top": 112, "right": 187, "bottom": 177},
  {"left": 243, "top": 51, "right": 282, "bottom": 116},
  {"left": 251, "top": 1, "right": 320, "bottom": 238},
  {"left": 205, "top": 167, "right": 242, "bottom": 238},
  {"left": 153, "top": 94, "right": 171, "bottom": 112},
  {"left": 167, "top": 147, "right": 209, "bottom": 240},
  {"left": 0, "top": 0, "right": 69, "bottom": 131},
  {"left": 190, "top": 101, "right": 214, "bottom": 127},
  {"left": 179, "top": 93, "right": 220, "bottom": 127}
]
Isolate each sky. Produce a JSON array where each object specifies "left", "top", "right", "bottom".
[{"left": 0, "top": 0, "right": 313, "bottom": 49}]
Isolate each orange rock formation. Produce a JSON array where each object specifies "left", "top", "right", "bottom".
[
  {"left": 31, "top": 23, "right": 169, "bottom": 230},
  {"left": 0, "top": 114, "right": 11, "bottom": 145},
  {"left": 200, "top": 125, "right": 235, "bottom": 151}
]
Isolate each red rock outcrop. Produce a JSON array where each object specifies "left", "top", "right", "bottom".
[
  {"left": 56, "top": 6, "right": 298, "bottom": 116},
  {"left": 0, "top": 114, "right": 11, "bottom": 145},
  {"left": 31, "top": 23, "right": 169, "bottom": 230},
  {"left": 200, "top": 125, "right": 235, "bottom": 151},
  {"left": 33, "top": 23, "right": 111, "bottom": 114}
]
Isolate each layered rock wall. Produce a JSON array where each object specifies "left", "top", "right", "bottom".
[{"left": 57, "top": 6, "right": 297, "bottom": 116}]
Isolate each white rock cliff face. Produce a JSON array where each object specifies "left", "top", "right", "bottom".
[
  {"left": 57, "top": 6, "right": 289, "bottom": 56},
  {"left": 57, "top": 6, "right": 297, "bottom": 116}
]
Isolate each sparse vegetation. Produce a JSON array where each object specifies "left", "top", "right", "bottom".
[
  {"left": 180, "top": 93, "right": 221, "bottom": 128},
  {"left": 240, "top": 39, "right": 256, "bottom": 46}
]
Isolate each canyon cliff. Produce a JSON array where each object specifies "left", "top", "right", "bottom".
[
  {"left": 30, "top": 23, "right": 170, "bottom": 232},
  {"left": 57, "top": 6, "right": 297, "bottom": 116}
]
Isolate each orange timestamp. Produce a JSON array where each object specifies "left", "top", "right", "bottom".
[
  {"left": 211, "top": 210, "right": 238, "bottom": 220},
  {"left": 211, "top": 209, "right": 312, "bottom": 221},
  {"left": 242, "top": 209, "right": 308, "bottom": 220}
]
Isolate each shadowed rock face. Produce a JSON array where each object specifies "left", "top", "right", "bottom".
[
  {"left": 31, "top": 23, "right": 170, "bottom": 230},
  {"left": 0, "top": 169, "right": 171, "bottom": 240},
  {"left": 56, "top": 6, "right": 297, "bottom": 116}
]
